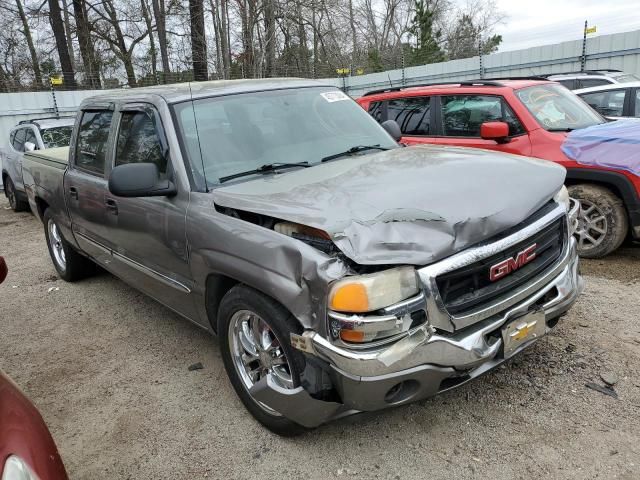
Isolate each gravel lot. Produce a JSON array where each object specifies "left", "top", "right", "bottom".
[{"left": 1, "top": 195, "right": 639, "bottom": 480}]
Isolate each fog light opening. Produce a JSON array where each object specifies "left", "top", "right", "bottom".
[{"left": 384, "top": 380, "right": 420, "bottom": 404}]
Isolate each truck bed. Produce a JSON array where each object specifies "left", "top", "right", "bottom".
[{"left": 23, "top": 146, "right": 69, "bottom": 170}]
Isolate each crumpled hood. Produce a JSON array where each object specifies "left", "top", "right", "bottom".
[{"left": 212, "top": 145, "right": 566, "bottom": 265}]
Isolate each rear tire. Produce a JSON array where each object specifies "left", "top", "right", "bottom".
[
  {"left": 4, "top": 177, "right": 28, "bottom": 212},
  {"left": 43, "top": 209, "right": 96, "bottom": 281},
  {"left": 218, "top": 284, "right": 309, "bottom": 436},
  {"left": 568, "top": 184, "right": 628, "bottom": 258}
]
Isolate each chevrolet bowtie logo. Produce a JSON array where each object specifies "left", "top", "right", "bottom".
[{"left": 510, "top": 319, "right": 539, "bottom": 342}]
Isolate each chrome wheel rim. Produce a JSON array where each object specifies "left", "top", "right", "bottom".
[
  {"left": 48, "top": 219, "right": 66, "bottom": 271},
  {"left": 6, "top": 182, "right": 15, "bottom": 209},
  {"left": 575, "top": 200, "right": 608, "bottom": 251},
  {"left": 228, "top": 310, "right": 293, "bottom": 415}
]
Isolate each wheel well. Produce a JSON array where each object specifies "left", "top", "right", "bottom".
[
  {"left": 1, "top": 171, "right": 7, "bottom": 189},
  {"left": 564, "top": 169, "right": 640, "bottom": 226},
  {"left": 34, "top": 197, "right": 49, "bottom": 221},
  {"left": 205, "top": 274, "right": 239, "bottom": 334},
  {"left": 564, "top": 178, "right": 624, "bottom": 201}
]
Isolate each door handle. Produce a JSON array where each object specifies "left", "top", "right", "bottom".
[
  {"left": 105, "top": 198, "right": 118, "bottom": 215},
  {"left": 69, "top": 186, "right": 78, "bottom": 200}
]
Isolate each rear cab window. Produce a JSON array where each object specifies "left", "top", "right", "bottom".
[
  {"left": 11, "top": 128, "right": 27, "bottom": 152},
  {"left": 75, "top": 110, "right": 114, "bottom": 176},
  {"left": 440, "top": 95, "right": 525, "bottom": 137}
]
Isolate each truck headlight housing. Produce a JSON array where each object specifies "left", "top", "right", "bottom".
[
  {"left": 553, "top": 186, "right": 579, "bottom": 235},
  {"left": 553, "top": 185, "right": 570, "bottom": 211},
  {"left": 329, "top": 267, "right": 419, "bottom": 313}
]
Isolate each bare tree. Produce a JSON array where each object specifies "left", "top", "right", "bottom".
[
  {"left": 72, "top": 0, "right": 101, "bottom": 88},
  {"left": 15, "top": 0, "right": 43, "bottom": 86},
  {"left": 48, "top": 0, "right": 77, "bottom": 87},
  {"left": 189, "top": 0, "right": 207, "bottom": 80}
]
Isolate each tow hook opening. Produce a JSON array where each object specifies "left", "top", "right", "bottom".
[{"left": 384, "top": 379, "right": 420, "bottom": 404}]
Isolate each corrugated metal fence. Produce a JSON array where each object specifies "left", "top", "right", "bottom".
[
  {"left": 1, "top": 28, "right": 640, "bottom": 154},
  {"left": 323, "top": 29, "right": 640, "bottom": 97}
]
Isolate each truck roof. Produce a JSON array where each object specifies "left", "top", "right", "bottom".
[{"left": 81, "top": 78, "right": 334, "bottom": 107}]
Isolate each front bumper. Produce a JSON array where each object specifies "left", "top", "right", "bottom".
[{"left": 251, "top": 205, "right": 584, "bottom": 428}]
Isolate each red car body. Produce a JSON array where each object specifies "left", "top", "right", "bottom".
[
  {"left": 356, "top": 79, "right": 640, "bottom": 240},
  {"left": 0, "top": 257, "right": 68, "bottom": 480}
]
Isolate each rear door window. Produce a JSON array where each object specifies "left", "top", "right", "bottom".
[
  {"left": 386, "top": 97, "right": 431, "bottom": 135},
  {"left": 578, "top": 78, "right": 612, "bottom": 88},
  {"left": 556, "top": 79, "right": 577, "bottom": 90},
  {"left": 440, "top": 95, "right": 524, "bottom": 137},
  {"left": 580, "top": 89, "right": 626, "bottom": 117},
  {"left": 11, "top": 128, "right": 26, "bottom": 152},
  {"left": 75, "top": 110, "right": 113, "bottom": 176},
  {"left": 115, "top": 111, "right": 167, "bottom": 177},
  {"left": 367, "top": 101, "right": 384, "bottom": 122},
  {"left": 24, "top": 128, "right": 38, "bottom": 150},
  {"left": 635, "top": 90, "right": 640, "bottom": 117}
]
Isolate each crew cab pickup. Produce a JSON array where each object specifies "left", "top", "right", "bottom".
[{"left": 22, "top": 79, "right": 583, "bottom": 435}]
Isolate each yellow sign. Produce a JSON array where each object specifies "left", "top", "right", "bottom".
[
  {"left": 356, "top": 68, "right": 364, "bottom": 75},
  {"left": 336, "top": 68, "right": 350, "bottom": 75},
  {"left": 585, "top": 26, "right": 597, "bottom": 34},
  {"left": 50, "top": 75, "right": 63, "bottom": 86}
]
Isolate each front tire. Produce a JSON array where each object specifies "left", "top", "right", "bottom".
[
  {"left": 568, "top": 184, "right": 628, "bottom": 258},
  {"left": 4, "top": 177, "right": 28, "bottom": 212},
  {"left": 218, "top": 285, "right": 308, "bottom": 436},
  {"left": 43, "top": 209, "right": 95, "bottom": 281}
]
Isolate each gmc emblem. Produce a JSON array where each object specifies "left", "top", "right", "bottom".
[{"left": 489, "top": 244, "right": 537, "bottom": 282}]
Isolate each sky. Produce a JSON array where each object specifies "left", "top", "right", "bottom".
[{"left": 489, "top": 0, "right": 640, "bottom": 52}]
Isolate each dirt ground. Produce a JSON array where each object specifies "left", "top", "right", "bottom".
[{"left": 1, "top": 195, "right": 639, "bottom": 480}]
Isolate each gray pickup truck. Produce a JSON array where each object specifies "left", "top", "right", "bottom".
[{"left": 22, "top": 79, "right": 583, "bottom": 435}]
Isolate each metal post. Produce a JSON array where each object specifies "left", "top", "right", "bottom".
[
  {"left": 49, "top": 78, "right": 60, "bottom": 119},
  {"left": 581, "top": 20, "right": 588, "bottom": 72},
  {"left": 478, "top": 38, "right": 484, "bottom": 79},
  {"left": 401, "top": 48, "right": 406, "bottom": 86}
]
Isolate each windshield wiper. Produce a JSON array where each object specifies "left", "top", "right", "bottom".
[
  {"left": 547, "top": 127, "right": 575, "bottom": 132},
  {"left": 219, "top": 162, "right": 310, "bottom": 183},
  {"left": 321, "top": 144, "right": 389, "bottom": 163}
]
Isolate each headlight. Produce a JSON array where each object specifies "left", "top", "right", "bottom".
[
  {"left": 2, "top": 456, "right": 39, "bottom": 480},
  {"left": 553, "top": 186, "right": 580, "bottom": 235},
  {"left": 329, "top": 267, "right": 419, "bottom": 313},
  {"left": 553, "top": 185, "right": 570, "bottom": 211}
]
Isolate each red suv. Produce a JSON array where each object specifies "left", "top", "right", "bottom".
[{"left": 357, "top": 79, "right": 640, "bottom": 257}]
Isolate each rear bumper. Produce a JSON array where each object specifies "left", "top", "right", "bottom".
[{"left": 252, "top": 236, "right": 583, "bottom": 427}]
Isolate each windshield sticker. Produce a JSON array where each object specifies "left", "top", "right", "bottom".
[{"left": 321, "top": 91, "right": 350, "bottom": 103}]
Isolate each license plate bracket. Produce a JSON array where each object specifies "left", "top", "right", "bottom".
[{"left": 501, "top": 309, "right": 547, "bottom": 358}]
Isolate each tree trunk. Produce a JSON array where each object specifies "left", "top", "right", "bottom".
[
  {"left": 72, "top": 0, "right": 101, "bottom": 88},
  {"left": 151, "top": 0, "right": 170, "bottom": 82},
  {"left": 141, "top": 0, "right": 158, "bottom": 83},
  {"left": 103, "top": 0, "right": 137, "bottom": 86},
  {"left": 263, "top": 0, "right": 275, "bottom": 77},
  {"left": 61, "top": 0, "right": 75, "bottom": 68},
  {"left": 348, "top": 0, "right": 357, "bottom": 69},
  {"left": 220, "top": 0, "right": 230, "bottom": 78},
  {"left": 296, "top": 0, "right": 308, "bottom": 75},
  {"left": 48, "top": 0, "right": 76, "bottom": 88},
  {"left": 15, "top": 0, "right": 42, "bottom": 87},
  {"left": 209, "top": 0, "right": 223, "bottom": 78},
  {"left": 189, "top": 0, "right": 208, "bottom": 81}
]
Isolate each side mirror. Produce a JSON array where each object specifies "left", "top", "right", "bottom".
[
  {"left": 108, "top": 163, "right": 176, "bottom": 198},
  {"left": 24, "top": 141, "right": 36, "bottom": 152},
  {"left": 480, "top": 121, "right": 510, "bottom": 143},
  {"left": 381, "top": 120, "right": 402, "bottom": 142}
]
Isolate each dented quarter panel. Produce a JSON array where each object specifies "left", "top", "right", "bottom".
[
  {"left": 211, "top": 145, "right": 566, "bottom": 266},
  {"left": 186, "top": 193, "right": 348, "bottom": 333}
]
